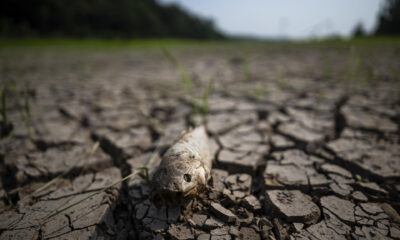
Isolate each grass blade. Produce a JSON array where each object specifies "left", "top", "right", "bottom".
[
  {"left": 161, "top": 47, "right": 193, "bottom": 94},
  {"left": 44, "top": 127, "right": 169, "bottom": 221},
  {"left": 25, "top": 142, "right": 100, "bottom": 200},
  {"left": 45, "top": 169, "right": 139, "bottom": 220},
  {"left": 201, "top": 78, "right": 214, "bottom": 116}
]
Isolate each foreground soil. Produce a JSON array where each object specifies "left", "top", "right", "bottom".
[{"left": 0, "top": 42, "right": 399, "bottom": 239}]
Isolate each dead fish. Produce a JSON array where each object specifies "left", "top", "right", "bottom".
[{"left": 150, "top": 125, "right": 211, "bottom": 206}]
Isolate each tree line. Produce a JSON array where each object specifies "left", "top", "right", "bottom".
[
  {"left": 354, "top": 0, "right": 400, "bottom": 37},
  {"left": 0, "top": 0, "right": 224, "bottom": 39},
  {"left": 1, "top": 0, "right": 398, "bottom": 39}
]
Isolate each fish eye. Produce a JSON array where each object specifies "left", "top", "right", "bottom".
[{"left": 183, "top": 173, "right": 192, "bottom": 182}]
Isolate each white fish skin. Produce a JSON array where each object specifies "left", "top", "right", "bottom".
[{"left": 150, "top": 126, "right": 211, "bottom": 206}]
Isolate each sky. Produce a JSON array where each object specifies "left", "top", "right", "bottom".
[{"left": 159, "top": 0, "right": 386, "bottom": 39}]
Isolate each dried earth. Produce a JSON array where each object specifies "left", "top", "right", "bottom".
[{"left": 0, "top": 43, "right": 399, "bottom": 239}]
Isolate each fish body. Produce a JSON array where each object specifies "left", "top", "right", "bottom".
[{"left": 150, "top": 126, "right": 211, "bottom": 206}]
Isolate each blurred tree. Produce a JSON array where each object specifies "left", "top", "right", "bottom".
[
  {"left": 0, "top": 0, "right": 224, "bottom": 39},
  {"left": 353, "top": 22, "right": 366, "bottom": 37},
  {"left": 375, "top": 0, "right": 400, "bottom": 35}
]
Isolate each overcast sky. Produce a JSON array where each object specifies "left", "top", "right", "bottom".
[{"left": 159, "top": 0, "right": 385, "bottom": 39}]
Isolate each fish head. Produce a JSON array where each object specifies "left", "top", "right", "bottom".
[{"left": 150, "top": 157, "right": 207, "bottom": 206}]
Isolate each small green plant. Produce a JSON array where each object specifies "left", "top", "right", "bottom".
[
  {"left": 277, "top": 71, "right": 289, "bottom": 90},
  {"left": 253, "top": 83, "right": 268, "bottom": 99},
  {"left": 228, "top": 54, "right": 251, "bottom": 82},
  {"left": 190, "top": 78, "right": 214, "bottom": 127},
  {"left": 161, "top": 47, "right": 193, "bottom": 94},
  {"left": 242, "top": 57, "right": 251, "bottom": 82},
  {"left": 355, "top": 174, "right": 365, "bottom": 182},
  {"left": 161, "top": 46, "right": 215, "bottom": 127},
  {"left": 137, "top": 167, "right": 150, "bottom": 185},
  {"left": 254, "top": 87, "right": 264, "bottom": 98},
  {"left": 344, "top": 46, "right": 363, "bottom": 93},
  {"left": 200, "top": 78, "right": 214, "bottom": 116}
]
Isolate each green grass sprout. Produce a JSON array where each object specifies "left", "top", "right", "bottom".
[
  {"left": 161, "top": 46, "right": 193, "bottom": 94},
  {"left": 137, "top": 167, "right": 150, "bottom": 185},
  {"left": 253, "top": 84, "right": 268, "bottom": 99},
  {"left": 201, "top": 78, "right": 214, "bottom": 116},
  {"left": 277, "top": 71, "right": 289, "bottom": 90},
  {"left": 189, "top": 78, "right": 214, "bottom": 127},
  {"left": 242, "top": 57, "right": 251, "bottom": 82}
]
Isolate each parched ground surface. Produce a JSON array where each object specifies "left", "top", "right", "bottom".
[{"left": 0, "top": 41, "right": 399, "bottom": 239}]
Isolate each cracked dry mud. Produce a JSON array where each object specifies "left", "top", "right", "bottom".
[{"left": 0, "top": 44, "right": 399, "bottom": 239}]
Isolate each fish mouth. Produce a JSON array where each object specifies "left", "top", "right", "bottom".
[{"left": 150, "top": 186, "right": 197, "bottom": 207}]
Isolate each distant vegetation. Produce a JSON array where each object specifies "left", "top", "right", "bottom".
[
  {"left": 375, "top": 0, "right": 400, "bottom": 36},
  {"left": 354, "top": 0, "right": 400, "bottom": 37},
  {"left": 0, "top": 0, "right": 224, "bottom": 39}
]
